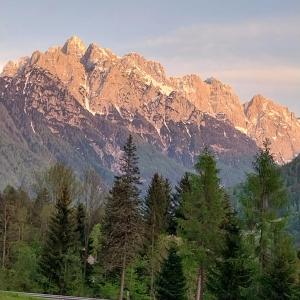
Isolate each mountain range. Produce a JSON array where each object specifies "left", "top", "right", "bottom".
[{"left": 1, "top": 36, "right": 299, "bottom": 189}]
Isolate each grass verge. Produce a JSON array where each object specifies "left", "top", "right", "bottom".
[{"left": 0, "top": 291, "right": 42, "bottom": 300}]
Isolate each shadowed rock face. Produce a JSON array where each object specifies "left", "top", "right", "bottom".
[{"left": 1, "top": 36, "right": 298, "bottom": 189}]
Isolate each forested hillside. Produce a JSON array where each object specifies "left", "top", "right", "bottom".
[
  {"left": 0, "top": 136, "right": 299, "bottom": 300},
  {"left": 282, "top": 154, "right": 300, "bottom": 241}
]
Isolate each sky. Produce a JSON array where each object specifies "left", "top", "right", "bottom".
[{"left": 1, "top": 0, "right": 299, "bottom": 114}]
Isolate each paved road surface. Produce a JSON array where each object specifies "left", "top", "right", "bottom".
[{"left": 1, "top": 291, "right": 108, "bottom": 300}]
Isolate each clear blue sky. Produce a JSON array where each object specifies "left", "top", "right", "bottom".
[{"left": 1, "top": 0, "right": 299, "bottom": 114}]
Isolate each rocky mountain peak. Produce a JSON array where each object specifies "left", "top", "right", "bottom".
[
  {"left": 62, "top": 35, "right": 86, "bottom": 58},
  {"left": 1, "top": 56, "right": 30, "bottom": 77},
  {"left": 205, "top": 76, "right": 247, "bottom": 130},
  {"left": 245, "top": 94, "right": 300, "bottom": 163},
  {"left": 1, "top": 35, "right": 299, "bottom": 165},
  {"left": 121, "top": 53, "right": 167, "bottom": 83},
  {"left": 245, "top": 94, "right": 270, "bottom": 109},
  {"left": 170, "top": 74, "right": 212, "bottom": 114},
  {"left": 82, "top": 43, "right": 117, "bottom": 70},
  {"left": 245, "top": 94, "right": 293, "bottom": 120}
]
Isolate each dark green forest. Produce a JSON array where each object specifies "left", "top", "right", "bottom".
[{"left": 1, "top": 136, "right": 300, "bottom": 300}]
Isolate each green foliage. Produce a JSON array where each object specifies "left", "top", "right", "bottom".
[
  {"left": 144, "top": 173, "right": 173, "bottom": 297},
  {"left": 168, "top": 172, "right": 191, "bottom": 235},
  {"left": 178, "top": 239, "right": 199, "bottom": 299},
  {"left": 90, "top": 223, "right": 102, "bottom": 260},
  {"left": 207, "top": 204, "right": 254, "bottom": 300},
  {"left": 0, "top": 292, "right": 43, "bottom": 300},
  {"left": 156, "top": 246, "right": 186, "bottom": 300},
  {"left": 1, "top": 140, "right": 300, "bottom": 300},
  {"left": 102, "top": 135, "right": 144, "bottom": 299},
  {"left": 260, "top": 232, "right": 298, "bottom": 300},
  {"left": 8, "top": 242, "right": 40, "bottom": 292},
  {"left": 98, "top": 281, "right": 120, "bottom": 299},
  {"left": 241, "top": 141, "right": 287, "bottom": 230},
  {"left": 0, "top": 186, "right": 34, "bottom": 268},
  {"left": 281, "top": 153, "right": 300, "bottom": 243},
  {"left": 125, "top": 259, "right": 149, "bottom": 300},
  {"left": 241, "top": 141, "right": 289, "bottom": 268},
  {"left": 0, "top": 267, "right": 9, "bottom": 290},
  {"left": 39, "top": 171, "right": 76, "bottom": 294},
  {"left": 145, "top": 173, "right": 171, "bottom": 241},
  {"left": 178, "top": 148, "right": 226, "bottom": 298},
  {"left": 179, "top": 149, "right": 225, "bottom": 260}
]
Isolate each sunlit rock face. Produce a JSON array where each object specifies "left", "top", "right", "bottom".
[
  {"left": 245, "top": 95, "right": 300, "bottom": 163},
  {"left": 0, "top": 36, "right": 299, "bottom": 188}
]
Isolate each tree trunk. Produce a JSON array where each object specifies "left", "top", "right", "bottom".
[
  {"left": 119, "top": 254, "right": 127, "bottom": 300},
  {"left": 195, "top": 265, "right": 205, "bottom": 300}
]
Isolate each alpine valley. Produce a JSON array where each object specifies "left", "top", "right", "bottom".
[{"left": 1, "top": 36, "right": 300, "bottom": 189}]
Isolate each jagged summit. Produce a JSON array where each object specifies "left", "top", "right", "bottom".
[
  {"left": 62, "top": 35, "right": 86, "bottom": 58},
  {"left": 1, "top": 36, "right": 300, "bottom": 165},
  {"left": 245, "top": 94, "right": 300, "bottom": 163},
  {"left": 247, "top": 94, "right": 272, "bottom": 106},
  {"left": 1, "top": 56, "right": 30, "bottom": 77},
  {"left": 246, "top": 94, "right": 292, "bottom": 117}
]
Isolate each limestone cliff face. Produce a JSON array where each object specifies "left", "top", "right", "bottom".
[{"left": 1, "top": 35, "right": 299, "bottom": 183}]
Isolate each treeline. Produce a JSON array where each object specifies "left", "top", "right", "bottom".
[{"left": 0, "top": 136, "right": 300, "bottom": 300}]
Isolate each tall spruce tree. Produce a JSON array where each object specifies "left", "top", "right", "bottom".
[
  {"left": 102, "top": 135, "right": 143, "bottom": 300},
  {"left": 156, "top": 246, "right": 186, "bottom": 300},
  {"left": 145, "top": 173, "right": 171, "bottom": 298},
  {"left": 39, "top": 177, "right": 76, "bottom": 294},
  {"left": 241, "top": 140, "right": 289, "bottom": 279},
  {"left": 207, "top": 199, "right": 253, "bottom": 300},
  {"left": 179, "top": 148, "right": 225, "bottom": 300},
  {"left": 168, "top": 172, "right": 191, "bottom": 235}
]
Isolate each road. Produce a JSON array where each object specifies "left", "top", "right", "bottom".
[{"left": 1, "top": 291, "right": 108, "bottom": 300}]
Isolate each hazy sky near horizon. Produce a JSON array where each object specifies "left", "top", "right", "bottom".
[{"left": 1, "top": 0, "right": 300, "bottom": 114}]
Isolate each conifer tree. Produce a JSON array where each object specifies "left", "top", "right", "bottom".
[
  {"left": 207, "top": 200, "right": 253, "bottom": 300},
  {"left": 241, "top": 140, "right": 288, "bottom": 275},
  {"left": 145, "top": 173, "right": 171, "bottom": 298},
  {"left": 179, "top": 148, "right": 225, "bottom": 300},
  {"left": 262, "top": 252, "right": 297, "bottom": 299},
  {"left": 260, "top": 227, "right": 298, "bottom": 299},
  {"left": 39, "top": 183, "right": 75, "bottom": 294},
  {"left": 102, "top": 135, "right": 143, "bottom": 300},
  {"left": 145, "top": 173, "right": 171, "bottom": 239},
  {"left": 168, "top": 172, "right": 191, "bottom": 235},
  {"left": 156, "top": 246, "right": 186, "bottom": 300}
]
